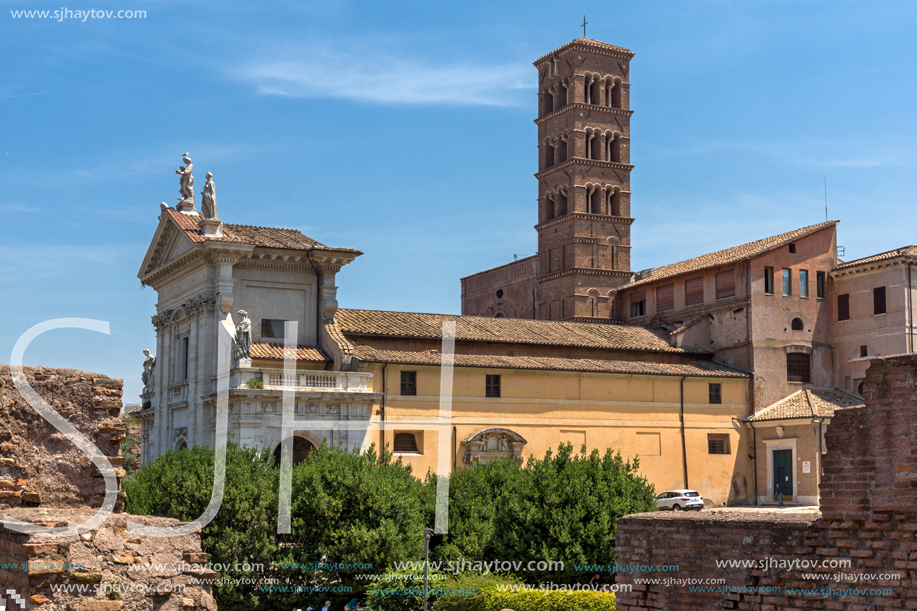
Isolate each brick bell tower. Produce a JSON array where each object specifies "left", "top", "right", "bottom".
[{"left": 534, "top": 38, "right": 635, "bottom": 321}]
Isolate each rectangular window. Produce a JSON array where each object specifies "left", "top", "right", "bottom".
[
  {"left": 782, "top": 268, "right": 792, "bottom": 296},
  {"left": 837, "top": 293, "right": 850, "bottom": 321},
  {"left": 874, "top": 286, "right": 887, "bottom": 315},
  {"left": 261, "top": 319, "right": 288, "bottom": 339},
  {"left": 485, "top": 374, "right": 501, "bottom": 398},
  {"left": 393, "top": 433, "right": 419, "bottom": 453},
  {"left": 707, "top": 434, "right": 731, "bottom": 455},
  {"left": 816, "top": 271, "right": 826, "bottom": 299},
  {"left": 764, "top": 267, "right": 774, "bottom": 295},
  {"left": 656, "top": 284, "right": 675, "bottom": 312},
  {"left": 400, "top": 371, "right": 417, "bottom": 396},
  {"left": 708, "top": 383, "right": 722, "bottom": 404},
  {"left": 182, "top": 337, "right": 190, "bottom": 382},
  {"left": 630, "top": 291, "right": 646, "bottom": 317},
  {"left": 684, "top": 277, "right": 704, "bottom": 306},
  {"left": 787, "top": 353, "right": 812, "bottom": 383},
  {"left": 859, "top": 345, "right": 868, "bottom": 358},
  {"left": 715, "top": 269, "right": 736, "bottom": 300},
  {"left": 789, "top": 243, "right": 797, "bottom": 254},
  {"left": 799, "top": 270, "right": 809, "bottom": 298}
]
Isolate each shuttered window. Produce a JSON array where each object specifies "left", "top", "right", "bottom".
[
  {"left": 656, "top": 284, "right": 675, "bottom": 311},
  {"left": 715, "top": 270, "right": 736, "bottom": 300},
  {"left": 816, "top": 272, "right": 826, "bottom": 298},
  {"left": 685, "top": 277, "right": 704, "bottom": 306},
  {"left": 764, "top": 267, "right": 774, "bottom": 294},
  {"left": 874, "top": 286, "right": 887, "bottom": 315},
  {"left": 838, "top": 293, "right": 850, "bottom": 321}
]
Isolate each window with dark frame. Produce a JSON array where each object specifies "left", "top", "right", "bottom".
[
  {"left": 485, "top": 374, "right": 501, "bottom": 398},
  {"left": 789, "top": 243, "right": 797, "bottom": 254},
  {"left": 707, "top": 434, "right": 731, "bottom": 455},
  {"left": 838, "top": 293, "right": 850, "bottom": 321},
  {"left": 261, "top": 319, "right": 288, "bottom": 339},
  {"left": 181, "top": 337, "right": 189, "bottom": 382},
  {"left": 799, "top": 269, "right": 809, "bottom": 298},
  {"left": 630, "top": 291, "right": 646, "bottom": 317},
  {"left": 816, "top": 271, "right": 826, "bottom": 299},
  {"left": 393, "top": 433, "right": 419, "bottom": 453},
  {"left": 764, "top": 267, "right": 774, "bottom": 294},
  {"left": 787, "top": 353, "right": 812, "bottom": 383},
  {"left": 874, "top": 286, "right": 887, "bottom": 315},
  {"left": 400, "top": 371, "right": 417, "bottom": 396},
  {"left": 791, "top": 318, "right": 804, "bottom": 331},
  {"left": 782, "top": 268, "right": 792, "bottom": 296},
  {"left": 859, "top": 345, "right": 868, "bottom": 358},
  {"left": 708, "top": 383, "right": 722, "bottom": 404}
]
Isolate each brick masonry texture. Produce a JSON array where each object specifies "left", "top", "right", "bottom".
[
  {"left": 0, "top": 366, "right": 127, "bottom": 511},
  {"left": 0, "top": 509, "right": 217, "bottom": 611},
  {"left": 614, "top": 352, "right": 917, "bottom": 610}
]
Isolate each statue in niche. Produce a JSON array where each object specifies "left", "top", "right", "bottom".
[
  {"left": 141, "top": 349, "right": 156, "bottom": 394},
  {"left": 498, "top": 434, "right": 510, "bottom": 452},
  {"left": 234, "top": 310, "right": 252, "bottom": 360},
  {"left": 201, "top": 172, "right": 218, "bottom": 219},
  {"left": 176, "top": 154, "right": 194, "bottom": 205}
]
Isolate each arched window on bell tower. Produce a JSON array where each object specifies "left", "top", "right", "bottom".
[
  {"left": 608, "top": 133, "right": 622, "bottom": 163},
  {"left": 609, "top": 187, "right": 623, "bottom": 216},
  {"left": 544, "top": 139, "right": 555, "bottom": 169},
  {"left": 557, "top": 134, "right": 568, "bottom": 163},
  {"left": 555, "top": 189, "right": 568, "bottom": 218},
  {"left": 542, "top": 90, "right": 554, "bottom": 116}
]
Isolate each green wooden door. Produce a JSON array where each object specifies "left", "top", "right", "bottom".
[{"left": 773, "top": 449, "right": 793, "bottom": 502}]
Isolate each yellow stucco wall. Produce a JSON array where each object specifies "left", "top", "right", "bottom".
[{"left": 358, "top": 362, "right": 754, "bottom": 506}]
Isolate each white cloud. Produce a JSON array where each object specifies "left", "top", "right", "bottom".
[{"left": 231, "top": 43, "right": 532, "bottom": 107}]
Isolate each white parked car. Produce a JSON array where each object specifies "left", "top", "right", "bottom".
[{"left": 655, "top": 489, "right": 704, "bottom": 511}]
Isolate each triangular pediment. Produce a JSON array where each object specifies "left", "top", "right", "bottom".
[{"left": 138, "top": 213, "right": 201, "bottom": 281}]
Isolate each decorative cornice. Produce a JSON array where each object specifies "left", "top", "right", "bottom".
[
  {"left": 536, "top": 158, "right": 634, "bottom": 181},
  {"left": 537, "top": 268, "right": 632, "bottom": 283},
  {"left": 535, "top": 102, "right": 633, "bottom": 126},
  {"left": 831, "top": 256, "right": 917, "bottom": 279},
  {"left": 535, "top": 212, "right": 635, "bottom": 231},
  {"left": 151, "top": 309, "right": 174, "bottom": 330}
]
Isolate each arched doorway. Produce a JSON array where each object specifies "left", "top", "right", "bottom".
[{"left": 273, "top": 435, "right": 316, "bottom": 467}]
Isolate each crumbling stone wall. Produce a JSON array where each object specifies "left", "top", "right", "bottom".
[
  {"left": 0, "top": 366, "right": 127, "bottom": 510},
  {"left": 0, "top": 365, "right": 218, "bottom": 610},
  {"left": 614, "top": 353, "right": 917, "bottom": 610},
  {"left": 0, "top": 509, "right": 217, "bottom": 611}
]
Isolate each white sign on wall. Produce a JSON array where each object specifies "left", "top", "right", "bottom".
[{"left": 802, "top": 461, "right": 811, "bottom": 474}]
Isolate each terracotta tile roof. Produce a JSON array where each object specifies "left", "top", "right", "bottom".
[
  {"left": 351, "top": 345, "right": 747, "bottom": 378},
  {"left": 534, "top": 37, "right": 634, "bottom": 64},
  {"left": 335, "top": 309, "right": 703, "bottom": 354},
  {"left": 166, "top": 209, "right": 360, "bottom": 252},
  {"left": 622, "top": 221, "right": 838, "bottom": 290},
  {"left": 460, "top": 255, "right": 538, "bottom": 281},
  {"left": 250, "top": 343, "right": 329, "bottom": 362},
  {"left": 748, "top": 388, "right": 863, "bottom": 422},
  {"left": 835, "top": 245, "right": 917, "bottom": 271}
]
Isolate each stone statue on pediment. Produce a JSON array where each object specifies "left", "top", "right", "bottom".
[
  {"left": 176, "top": 154, "right": 194, "bottom": 209},
  {"left": 201, "top": 172, "right": 218, "bottom": 219},
  {"left": 234, "top": 310, "right": 252, "bottom": 361},
  {"left": 141, "top": 349, "right": 156, "bottom": 395}
]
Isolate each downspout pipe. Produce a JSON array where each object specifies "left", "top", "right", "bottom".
[
  {"left": 381, "top": 363, "right": 388, "bottom": 453},
  {"left": 680, "top": 376, "right": 689, "bottom": 489}
]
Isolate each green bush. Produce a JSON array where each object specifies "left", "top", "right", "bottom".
[
  {"left": 365, "top": 566, "right": 446, "bottom": 611},
  {"left": 245, "top": 376, "right": 264, "bottom": 389},
  {"left": 123, "top": 443, "right": 282, "bottom": 611},
  {"left": 434, "top": 584, "right": 614, "bottom": 611},
  {"left": 430, "top": 572, "right": 520, "bottom": 611},
  {"left": 490, "top": 443, "right": 655, "bottom": 582}
]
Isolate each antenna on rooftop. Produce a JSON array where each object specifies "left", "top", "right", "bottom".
[{"left": 824, "top": 177, "right": 828, "bottom": 222}]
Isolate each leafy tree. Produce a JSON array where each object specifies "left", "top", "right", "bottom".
[
  {"left": 489, "top": 443, "right": 655, "bottom": 582},
  {"left": 280, "top": 443, "right": 429, "bottom": 605},
  {"left": 123, "top": 443, "right": 282, "bottom": 611}
]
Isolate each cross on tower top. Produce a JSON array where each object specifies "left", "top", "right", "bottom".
[{"left": 582, "top": 15, "right": 588, "bottom": 37}]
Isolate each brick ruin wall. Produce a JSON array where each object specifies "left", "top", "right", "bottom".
[
  {"left": 614, "top": 352, "right": 917, "bottom": 610},
  {"left": 0, "top": 365, "right": 217, "bottom": 610}
]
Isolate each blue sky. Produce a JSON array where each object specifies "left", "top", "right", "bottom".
[{"left": 1, "top": 0, "right": 916, "bottom": 400}]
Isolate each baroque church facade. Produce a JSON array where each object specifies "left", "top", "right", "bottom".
[{"left": 137, "top": 36, "right": 916, "bottom": 508}]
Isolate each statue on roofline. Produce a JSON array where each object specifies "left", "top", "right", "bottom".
[{"left": 176, "top": 153, "right": 194, "bottom": 207}]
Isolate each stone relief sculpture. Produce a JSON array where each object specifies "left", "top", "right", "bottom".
[
  {"left": 462, "top": 428, "right": 527, "bottom": 465},
  {"left": 141, "top": 349, "right": 156, "bottom": 395},
  {"left": 234, "top": 310, "right": 252, "bottom": 361},
  {"left": 176, "top": 153, "right": 194, "bottom": 207},
  {"left": 201, "top": 172, "right": 218, "bottom": 219}
]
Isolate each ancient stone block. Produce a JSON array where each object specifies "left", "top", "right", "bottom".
[
  {"left": 0, "top": 457, "right": 16, "bottom": 467},
  {"left": 112, "top": 550, "right": 134, "bottom": 564}
]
